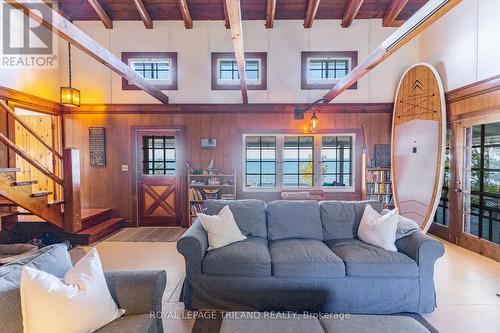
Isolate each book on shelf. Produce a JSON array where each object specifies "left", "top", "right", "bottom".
[
  {"left": 367, "top": 169, "right": 391, "bottom": 182},
  {"left": 366, "top": 182, "right": 392, "bottom": 194},
  {"left": 190, "top": 203, "right": 205, "bottom": 216},
  {"left": 189, "top": 188, "right": 204, "bottom": 201}
]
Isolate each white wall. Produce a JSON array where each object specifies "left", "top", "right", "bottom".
[
  {"left": 58, "top": 19, "right": 420, "bottom": 104},
  {"left": 419, "top": 0, "right": 500, "bottom": 91}
]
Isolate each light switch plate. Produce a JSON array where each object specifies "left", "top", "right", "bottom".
[{"left": 121, "top": 165, "right": 128, "bottom": 171}]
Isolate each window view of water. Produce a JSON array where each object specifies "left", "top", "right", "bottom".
[
  {"left": 244, "top": 135, "right": 353, "bottom": 189},
  {"left": 463, "top": 122, "right": 500, "bottom": 245}
]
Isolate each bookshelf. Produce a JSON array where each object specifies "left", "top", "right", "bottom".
[
  {"left": 187, "top": 171, "right": 236, "bottom": 225},
  {"left": 365, "top": 167, "right": 394, "bottom": 208}
]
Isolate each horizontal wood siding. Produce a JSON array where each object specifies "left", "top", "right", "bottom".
[{"left": 63, "top": 111, "right": 392, "bottom": 223}]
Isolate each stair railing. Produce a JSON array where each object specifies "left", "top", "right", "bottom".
[{"left": 0, "top": 101, "right": 82, "bottom": 233}]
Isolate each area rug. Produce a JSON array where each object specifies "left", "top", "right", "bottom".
[
  {"left": 104, "top": 227, "right": 186, "bottom": 242},
  {"left": 191, "top": 311, "right": 438, "bottom": 333}
]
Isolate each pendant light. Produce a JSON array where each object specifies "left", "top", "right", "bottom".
[{"left": 60, "top": 43, "right": 80, "bottom": 107}]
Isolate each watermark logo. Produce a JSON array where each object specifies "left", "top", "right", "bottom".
[{"left": 1, "top": 0, "right": 58, "bottom": 68}]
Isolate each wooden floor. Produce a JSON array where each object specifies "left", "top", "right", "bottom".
[{"left": 71, "top": 235, "right": 500, "bottom": 333}]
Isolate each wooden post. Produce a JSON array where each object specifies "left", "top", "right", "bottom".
[{"left": 63, "top": 148, "right": 82, "bottom": 232}]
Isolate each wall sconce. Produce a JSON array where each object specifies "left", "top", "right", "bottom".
[
  {"left": 294, "top": 98, "right": 328, "bottom": 133},
  {"left": 60, "top": 43, "right": 80, "bottom": 107},
  {"left": 310, "top": 112, "right": 319, "bottom": 133}
]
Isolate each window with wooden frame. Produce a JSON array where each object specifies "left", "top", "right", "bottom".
[
  {"left": 243, "top": 133, "right": 356, "bottom": 192},
  {"left": 301, "top": 51, "right": 358, "bottom": 90},
  {"left": 211, "top": 52, "right": 267, "bottom": 90},
  {"left": 122, "top": 52, "right": 177, "bottom": 90}
]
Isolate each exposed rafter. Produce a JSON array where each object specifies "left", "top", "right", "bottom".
[
  {"left": 383, "top": 0, "right": 409, "bottom": 27},
  {"left": 87, "top": 0, "right": 113, "bottom": 29},
  {"left": 6, "top": 0, "right": 169, "bottom": 103},
  {"left": 133, "top": 0, "right": 153, "bottom": 29},
  {"left": 225, "top": 0, "right": 248, "bottom": 104},
  {"left": 222, "top": 0, "right": 230, "bottom": 29},
  {"left": 176, "top": 0, "right": 193, "bottom": 29},
  {"left": 341, "top": 0, "right": 365, "bottom": 28},
  {"left": 304, "top": 0, "right": 321, "bottom": 28},
  {"left": 265, "top": 0, "right": 276, "bottom": 29},
  {"left": 323, "top": 0, "right": 462, "bottom": 102}
]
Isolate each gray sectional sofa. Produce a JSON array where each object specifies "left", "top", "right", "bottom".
[
  {"left": 177, "top": 200, "right": 445, "bottom": 314},
  {"left": 0, "top": 243, "right": 166, "bottom": 333}
]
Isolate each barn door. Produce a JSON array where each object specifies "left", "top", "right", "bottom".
[{"left": 136, "top": 129, "right": 184, "bottom": 226}]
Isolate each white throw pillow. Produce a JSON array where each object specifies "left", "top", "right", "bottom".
[
  {"left": 358, "top": 205, "right": 399, "bottom": 252},
  {"left": 197, "top": 205, "right": 247, "bottom": 250},
  {"left": 20, "top": 248, "right": 125, "bottom": 333}
]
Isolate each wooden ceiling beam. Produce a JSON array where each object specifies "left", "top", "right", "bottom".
[
  {"left": 383, "top": 0, "right": 410, "bottom": 27},
  {"left": 304, "top": 0, "right": 321, "bottom": 28},
  {"left": 6, "top": 0, "right": 169, "bottom": 103},
  {"left": 222, "top": 0, "right": 230, "bottom": 29},
  {"left": 341, "top": 0, "right": 365, "bottom": 28},
  {"left": 176, "top": 0, "right": 193, "bottom": 29},
  {"left": 225, "top": 0, "right": 248, "bottom": 104},
  {"left": 133, "top": 0, "right": 153, "bottom": 29},
  {"left": 87, "top": 0, "right": 113, "bottom": 29},
  {"left": 265, "top": 0, "right": 276, "bottom": 29},
  {"left": 323, "top": 0, "right": 462, "bottom": 102}
]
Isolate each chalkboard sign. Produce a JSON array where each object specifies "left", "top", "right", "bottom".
[
  {"left": 89, "top": 127, "right": 106, "bottom": 167},
  {"left": 375, "top": 144, "right": 391, "bottom": 167}
]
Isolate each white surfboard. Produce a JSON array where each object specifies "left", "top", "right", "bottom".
[{"left": 391, "top": 63, "right": 446, "bottom": 233}]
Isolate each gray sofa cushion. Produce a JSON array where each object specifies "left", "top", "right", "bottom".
[
  {"left": 326, "top": 239, "right": 418, "bottom": 277},
  {"left": 267, "top": 200, "right": 323, "bottom": 241},
  {"left": 270, "top": 239, "right": 345, "bottom": 278},
  {"left": 320, "top": 201, "right": 383, "bottom": 240},
  {"left": 95, "top": 314, "right": 156, "bottom": 333},
  {"left": 0, "top": 244, "right": 72, "bottom": 333},
  {"left": 202, "top": 236, "right": 271, "bottom": 277},
  {"left": 204, "top": 199, "right": 267, "bottom": 238}
]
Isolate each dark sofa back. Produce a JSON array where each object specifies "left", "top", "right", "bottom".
[
  {"left": 0, "top": 244, "right": 72, "bottom": 333},
  {"left": 204, "top": 199, "right": 267, "bottom": 238},
  {"left": 266, "top": 200, "right": 323, "bottom": 241},
  {"left": 320, "top": 200, "right": 383, "bottom": 240}
]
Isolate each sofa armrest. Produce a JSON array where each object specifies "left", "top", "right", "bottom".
[
  {"left": 176, "top": 219, "right": 208, "bottom": 275},
  {"left": 104, "top": 270, "right": 166, "bottom": 332},
  {"left": 395, "top": 231, "right": 444, "bottom": 313},
  {"left": 395, "top": 231, "right": 445, "bottom": 265}
]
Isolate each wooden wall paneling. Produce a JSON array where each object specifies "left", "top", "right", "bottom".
[
  {"left": 62, "top": 112, "right": 392, "bottom": 223},
  {"left": 14, "top": 113, "right": 55, "bottom": 201}
]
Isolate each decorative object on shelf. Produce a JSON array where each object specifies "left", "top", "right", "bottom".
[
  {"left": 60, "top": 43, "right": 80, "bottom": 107},
  {"left": 203, "top": 188, "right": 220, "bottom": 200},
  {"left": 375, "top": 144, "right": 391, "bottom": 167},
  {"left": 207, "top": 158, "right": 217, "bottom": 174},
  {"left": 89, "top": 127, "right": 106, "bottom": 167},
  {"left": 201, "top": 138, "right": 217, "bottom": 149},
  {"left": 207, "top": 177, "right": 220, "bottom": 185}
]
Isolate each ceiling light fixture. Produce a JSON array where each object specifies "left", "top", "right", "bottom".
[{"left": 60, "top": 43, "right": 80, "bottom": 107}]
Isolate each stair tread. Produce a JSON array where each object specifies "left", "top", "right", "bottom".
[
  {"left": 30, "top": 191, "right": 52, "bottom": 197},
  {"left": 0, "top": 212, "right": 18, "bottom": 218},
  {"left": 11, "top": 180, "right": 38, "bottom": 186},
  {"left": 0, "top": 168, "right": 20, "bottom": 172},
  {"left": 47, "top": 200, "right": 64, "bottom": 207},
  {"left": 81, "top": 208, "right": 112, "bottom": 221},
  {"left": 77, "top": 217, "right": 124, "bottom": 235},
  {"left": 0, "top": 199, "right": 16, "bottom": 206}
]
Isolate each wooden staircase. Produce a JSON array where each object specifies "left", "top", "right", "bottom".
[{"left": 0, "top": 100, "right": 124, "bottom": 245}]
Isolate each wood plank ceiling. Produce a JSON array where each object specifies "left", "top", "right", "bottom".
[{"left": 57, "top": 0, "right": 429, "bottom": 28}]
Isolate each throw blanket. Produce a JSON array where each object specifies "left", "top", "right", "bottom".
[{"left": 382, "top": 209, "right": 421, "bottom": 240}]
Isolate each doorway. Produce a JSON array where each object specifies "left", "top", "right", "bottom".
[{"left": 134, "top": 128, "right": 185, "bottom": 227}]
